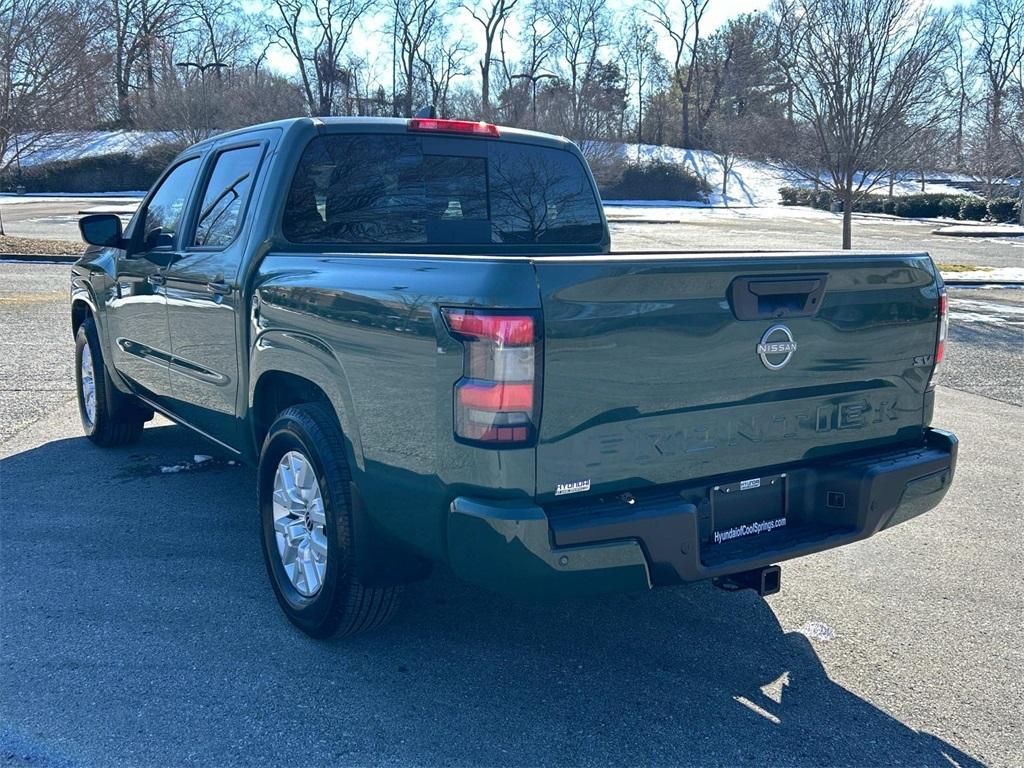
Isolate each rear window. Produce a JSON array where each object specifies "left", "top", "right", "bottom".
[{"left": 282, "top": 134, "right": 603, "bottom": 246}]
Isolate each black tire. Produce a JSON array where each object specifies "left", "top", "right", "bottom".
[
  {"left": 75, "top": 317, "right": 147, "bottom": 447},
  {"left": 258, "top": 403, "right": 401, "bottom": 638}
]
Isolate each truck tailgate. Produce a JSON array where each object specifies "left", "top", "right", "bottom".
[{"left": 533, "top": 253, "right": 941, "bottom": 501}]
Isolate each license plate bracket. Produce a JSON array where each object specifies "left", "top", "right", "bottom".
[{"left": 709, "top": 473, "right": 788, "bottom": 545}]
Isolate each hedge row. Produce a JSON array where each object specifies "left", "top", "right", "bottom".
[
  {"left": 601, "top": 160, "right": 711, "bottom": 201},
  {"left": 779, "top": 186, "right": 1021, "bottom": 222},
  {"left": 0, "top": 145, "right": 182, "bottom": 193}
]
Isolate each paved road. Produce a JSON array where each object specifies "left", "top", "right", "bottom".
[
  {"left": 3, "top": 196, "right": 1023, "bottom": 269},
  {"left": 0, "top": 197, "right": 139, "bottom": 244},
  {"left": 1, "top": 262, "right": 1022, "bottom": 767}
]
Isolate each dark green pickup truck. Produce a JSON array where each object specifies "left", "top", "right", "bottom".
[{"left": 71, "top": 117, "right": 958, "bottom": 637}]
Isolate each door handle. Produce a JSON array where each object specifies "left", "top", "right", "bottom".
[
  {"left": 147, "top": 274, "right": 166, "bottom": 287},
  {"left": 206, "top": 280, "right": 233, "bottom": 296}
]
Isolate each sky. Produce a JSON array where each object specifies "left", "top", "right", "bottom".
[
  {"left": 262, "top": 0, "right": 965, "bottom": 95},
  {"left": 263, "top": 0, "right": 778, "bottom": 90}
]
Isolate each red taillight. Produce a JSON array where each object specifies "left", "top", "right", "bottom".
[
  {"left": 408, "top": 118, "right": 500, "bottom": 137},
  {"left": 931, "top": 290, "right": 948, "bottom": 384},
  {"left": 445, "top": 311, "right": 533, "bottom": 345},
  {"left": 442, "top": 308, "right": 539, "bottom": 446}
]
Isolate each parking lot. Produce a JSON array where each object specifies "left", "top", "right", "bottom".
[
  {"left": 3, "top": 195, "right": 1024, "bottom": 271},
  {"left": 1, "top": 215, "right": 1022, "bottom": 766}
]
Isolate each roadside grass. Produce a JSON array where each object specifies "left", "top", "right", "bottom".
[
  {"left": 937, "top": 263, "right": 994, "bottom": 273},
  {"left": 0, "top": 235, "right": 82, "bottom": 256}
]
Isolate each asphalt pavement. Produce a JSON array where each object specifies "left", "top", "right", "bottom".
[
  {"left": 0, "top": 197, "right": 139, "bottom": 245},
  {"left": 1, "top": 261, "right": 1022, "bottom": 767},
  {"left": 608, "top": 208, "right": 1024, "bottom": 270}
]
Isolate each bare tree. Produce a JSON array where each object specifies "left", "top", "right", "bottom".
[
  {"left": 183, "top": 0, "right": 260, "bottom": 72},
  {"left": 969, "top": 0, "right": 1024, "bottom": 142},
  {"left": 646, "top": 0, "right": 708, "bottom": 147},
  {"left": 417, "top": 29, "right": 472, "bottom": 116},
  {"left": 106, "top": 0, "right": 189, "bottom": 125},
  {"left": 465, "top": 0, "right": 518, "bottom": 118},
  {"left": 967, "top": 0, "right": 1024, "bottom": 197},
  {"left": 620, "top": 18, "right": 660, "bottom": 145},
  {"left": 780, "top": 0, "right": 954, "bottom": 249},
  {"left": 948, "top": 5, "right": 975, "bottom": 170},
  {"left": 271, "top": 0, "right": 374, "bottom": 116},
  {"left": 1, "top": 0, "right": 105, "bottom": 173},
  {"left": 497, "top": 2, "right": 554, "bottom": 125},
  {"left": 392, "top": 0, "right": 442, "bottom": 117},
  {"left": 1005, "top": 60, "right": 1024, "bottom": 224},
  {"left": 539, "top": 0, "right": 610, "bottom": 140},
  {"left": 145, "top": 67, "right": 306, "bottom": 143}
]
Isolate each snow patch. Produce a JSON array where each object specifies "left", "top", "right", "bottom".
[
  {"left": 605, "top": 141, "right": 986, "bottom": 208},
  {"left": 4, "top": 131, "right": 177, "bottom": 169},
  {"left": 797, "top": 620, "right": 837, "bottom": 643}
]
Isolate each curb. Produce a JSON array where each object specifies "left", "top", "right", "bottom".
[
  {"left": 0, "top": 253, "right": 79, "bottom": 263},
  {"left": 943, "top": 279, "right": 1023, "bottom": 287},
  {"left": 607, "top": 218, "right": 682, "bottom": 225},
  {"left": 931, "top": 228, "right": 1024, "bottom": 238}
]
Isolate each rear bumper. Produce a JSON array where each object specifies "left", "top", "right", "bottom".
[{"left": 447, "top": 428, "right": 957, "bottom": 599}]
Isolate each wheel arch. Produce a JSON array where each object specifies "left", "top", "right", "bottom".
[
  {"left": 71, "top": 293, "right": 97, "bottom": 335},
  {"left": 249, "top": 330, "right": 364, "bottom": 469},
  {"left": 250, "top": 346, "right": 430, "bottom": 589}
]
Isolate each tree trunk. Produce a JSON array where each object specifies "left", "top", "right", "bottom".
[
  {"left": 480, "top": 60, "right": 490, "bottom": 118},
  {"left": 681, "top": 90, "right": 690, "bottom": 147},
  {"left": 636, "top": 84, "right": 643, "bottom": 143},
  {"left": 842, "top": 188, "right": 853, "bottom": 250},
  {"left": 889, "top": 173, "right": 894, "bottom": 198}
]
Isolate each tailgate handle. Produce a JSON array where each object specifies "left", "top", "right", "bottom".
[{"left": 729, "top": 274, "right": 828, "bottom": 320}]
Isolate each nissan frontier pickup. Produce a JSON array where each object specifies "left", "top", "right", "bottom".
[{"left": 71, "top": 117, "right": 958, "bottom": 637}]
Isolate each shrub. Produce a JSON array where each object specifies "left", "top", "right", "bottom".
[
  {"left": 986, "top": 197, "right": 1018, "bottom": 223},
  {"left": 882, "top": 198, "right": 897, "bottom": 215},
  {"left": 777, "top": 186, "right": 843, "bottom": 209},
  {"left": 891, "top": 193, "right": 951, "bottom": 218},
  {"left": 853, "top": 195, "right": 885, "bottom": 213},
  {"left": 938, "top": 196, "right": 963, "bottom": 219},
  {"left": 959, "top": 198, "right": 988, "bottom": 221},
  {"left": 0, "top": 144, "right": 182, "bottom": 193},
  {"left": 601, "top": 159, "right": 711, "bottom": 202},
  {"left": 813, "top": 190, "right": 832, "bottom": 210},
  {"left": 779, "top": 186, "right": 806, "bottom": 206}
]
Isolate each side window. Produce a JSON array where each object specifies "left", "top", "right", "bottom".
[
  {"left": 142, "top": 158, "right": 201, "bottom": 245},
  {"left": 193, "top": 145, "right": 264, "bottom": 248}
]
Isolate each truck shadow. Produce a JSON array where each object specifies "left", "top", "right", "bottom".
[{"left": 0, "top": 424, "right": 984, "bottom": 767}]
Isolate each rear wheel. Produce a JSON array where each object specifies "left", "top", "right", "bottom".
[
  {"left": 258, "top": 403, "right": 401, "bottom": 638},
  {"left": 75, "top": 318, "right": 147, "bottom": 447}
]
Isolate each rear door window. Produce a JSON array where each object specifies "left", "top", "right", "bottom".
[
  {"left": 282, "top": 134, "right": 602, "bottom": 246},
  {"left": 193, "top": 144, "right": 264, "bottom": 248}
]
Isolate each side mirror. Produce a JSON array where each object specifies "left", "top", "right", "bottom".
[{"left": 78, "top": 214, "right": 124, "bottom": 248}]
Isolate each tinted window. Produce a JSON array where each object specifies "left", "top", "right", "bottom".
[
  {"left": 143, "top": 158, "right": 200, "bottom": 242},
  {"left": 489, "top": 144, "right": 604, "bottom": 244},
  {"left": 193, "top": 145, "right": 264, "bottom": 247},
  {"left": 283, "top": 135, "right": 602, "bottom": 246}
]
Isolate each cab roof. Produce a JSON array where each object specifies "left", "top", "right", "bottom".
[{"left": 188, "top": 116, "right": 575, "bottom": 154}]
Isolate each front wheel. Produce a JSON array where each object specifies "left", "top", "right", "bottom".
[
  {"left": 75, "top": 318, "right": 147, "bottom": 446},
  {"left": 258, "top": 403, "right": 401, "bottom": 638}
]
